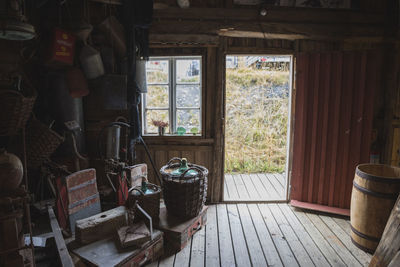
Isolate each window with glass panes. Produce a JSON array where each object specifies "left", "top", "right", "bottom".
[{"left": 142, "top": 56, "right": 202, "bottom": 135}]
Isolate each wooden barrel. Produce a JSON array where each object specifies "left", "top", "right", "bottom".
[{"left": 350, "top": 164, "right": 400, "bottom": 253}]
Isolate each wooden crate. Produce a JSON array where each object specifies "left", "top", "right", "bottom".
[
  {"left": 73, "top": 230, "right": 163, "bottom": 266},
  {"left": 155, "top": 205, "right": 208, "bottom": 253}
]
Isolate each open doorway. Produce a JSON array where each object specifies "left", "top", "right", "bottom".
[{"left": 223, "top": 55, "right": 293, "bottom": 202}]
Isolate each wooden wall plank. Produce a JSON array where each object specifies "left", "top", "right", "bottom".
[
  {"left": 317, "top": 53, "right": 331, "bottom": 205},
  {"left": 327, "top": 53, "right": 343, "bottom": 207},
  {"left": 337, "top": 52, "right": 355, "bottom": 208},
  {"left": 308, "top": 53, "right": 320, "bottom": 203}
]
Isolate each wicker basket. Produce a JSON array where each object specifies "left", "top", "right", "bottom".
[
  {"left": 0, "top": 89, "right": 36, "bottom": 136},
  {"left": 160, "top": 158, "right": 208, "bottom": 219},
  {"left": 26, "top": 117, "right": 64, "bottom": 169},
  {"left": 127, "top": 183, "right": 161, "bottom": 224}
]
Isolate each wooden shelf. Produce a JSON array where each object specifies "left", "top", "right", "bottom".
[{"left": 141, "top": 136, "right": 214, "bottom": 146}]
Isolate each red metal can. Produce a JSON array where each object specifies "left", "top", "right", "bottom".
[{"left": 46, "top": 28, "right": 76, "bottom": 68}]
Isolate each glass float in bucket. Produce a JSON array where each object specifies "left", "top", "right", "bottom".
[{"left": 160, "top": 157, "right": 208, "bottom": 219}]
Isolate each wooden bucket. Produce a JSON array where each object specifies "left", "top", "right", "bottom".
[{"left": 350, "top": 164, "right": 400, "bottom": 253}]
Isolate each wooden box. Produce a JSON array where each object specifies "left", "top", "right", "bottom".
[
  {"left": 117, "top": 222, "right": 151, "bottom": 248},
  {"left": 56, "top": 168, "right": 101, "bottom": 233},
  {"left": 66, "top": 169, "right": 101, "bottom": 233},
  {"left": 73, "top": 230, "right": 163, "bottom": 266},
  {"left": 156, "top": 206, "right": 208, "bottom": 253},
  {"left": 75, "top": 206, "right": 128, "bottom": 245}
]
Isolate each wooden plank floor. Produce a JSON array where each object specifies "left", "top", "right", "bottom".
[
  {"left": 147, "top": 204, "right": 371, "bottom": 267},
  {"left": 224, "top": 173, "right": 286, "bottom": 201}
]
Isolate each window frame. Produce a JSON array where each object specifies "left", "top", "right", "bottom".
[{"left": 142, "top": 55, "right": 202, "bottom": 136}]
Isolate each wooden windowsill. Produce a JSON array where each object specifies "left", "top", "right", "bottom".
[{"left": 141, "top": 136, "right": 214, "bottom": 146}]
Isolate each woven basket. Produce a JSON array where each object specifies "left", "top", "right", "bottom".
[
  {"left": 0, "top": 89, "right": 36, "bottom": 136},
  {"left": 26, "top": 117, "right": 64, "bottom": 169},
  {"left": 160, "top": 158, "right": 208, "bottom": 219},
  {"left": 127, "top": 183, "right": 161, "bottom": 224}
]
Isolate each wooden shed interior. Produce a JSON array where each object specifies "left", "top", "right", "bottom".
[{"left": 0, "top": 0, "right": 400, "bottom": 266}]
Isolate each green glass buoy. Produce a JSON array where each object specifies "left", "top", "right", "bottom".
[
  {"left": 172, "top": 158, "right": 197, "bottom": 177},
  {"left": 141, "top": 180, "right": 148, "bottom": 194},
  {"left": 178, "top": 158, "right": 189, "bottom": 172}
]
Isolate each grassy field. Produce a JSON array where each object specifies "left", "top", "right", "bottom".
[{"left": 225, "top": 67, "right": 290, "bottom": 174}]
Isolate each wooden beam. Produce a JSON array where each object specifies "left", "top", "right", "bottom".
[
  {"left": 151, "top": 20, "right": 385, "bottom": 42},
  {"left": 153, "top": 7, "right": 385, "bottom": 25},
  {"left": 151, "top": 7, "right": 388, "bottom": 41},
  {"left": 149, "top": 34, "right": 219, "bottom": 46},
  {"left": 48, "top": 206, "right": 74, "bottom": 267}
]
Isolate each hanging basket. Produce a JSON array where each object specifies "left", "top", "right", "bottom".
[
  {"left": 160, "top": 157, "right": 208, "bottom": 219},
  {"left": 127, "top": 183, "right": 161, "bottom": 224},
  {"left": 0, "top": 88, "right": 36, "bottom": 136},
  {"left": 26, "top": 117, "right": 64, "bottom": 169}
]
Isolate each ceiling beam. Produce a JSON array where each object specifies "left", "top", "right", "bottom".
[
  {"left": 153, "top": 7, "right": 385, "bottom": 25},
  {"left": 151, "top": 7, "right": 389, "bottom": 41}
]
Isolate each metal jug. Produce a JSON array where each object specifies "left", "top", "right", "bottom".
[{"left": 79, "top": 45, "right": 104, "bottom": 79}]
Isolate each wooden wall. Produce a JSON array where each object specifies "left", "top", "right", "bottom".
[
  {"left": 135, "top": 35, "right": 367, "bottom": 203},
  {"left": 133, "top": 46, "right": 222, "bottom": 202},
  {"left": 82, "top": 0, "right": 396, "bottom": 203}
]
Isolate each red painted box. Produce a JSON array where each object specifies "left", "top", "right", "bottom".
[
  {"left": 156, "top": 205, "right": 208, "bottom": 254},
  {"left": 46, "top": 28, "right": 76, "bottom": 68}
]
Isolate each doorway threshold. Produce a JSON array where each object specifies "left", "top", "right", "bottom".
[{"left": 223, "top": 173, "right": 287, "bottom": 203}]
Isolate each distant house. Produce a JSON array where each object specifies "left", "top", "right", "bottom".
[
  {"left": 226, "top": 56, "right": 238, "bottom": 69},
  {"left": 246, "top": 56, "right": 291, "bottom": 71}
]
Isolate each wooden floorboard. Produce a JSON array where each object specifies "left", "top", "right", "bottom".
[
  {"left": 190, "top": 221, "right": 205, "bottom": 267},
  {"left": 279, "top": 204, "right": 330, "bottom": 267},
  {"left": 205, "top": 205, "right": 219, "bottom": 267},
  {"left": 273, "top": 173, "right": 285, "bottom": 188},
  {"left": 257, "top": 173, "right": 282, "bottom": 200},
  {"left": 306, "top": 212, "right": 362, "bottom": 267},
  {"left": 292, "top": 208, "right": 346, "bottom": 266},
  {"left": 319, "top": 215, "right": 371, "bottom": 267},
  {"left": 269, "top": 204, "right": 314, "bottom": 267},
  {"left": 227, "top": 204, "right": 252, "bottom": 266},
  {"left": 224, "top": 173, "right": 286, "bottom": 201},
  {"left": 249, "top": 173, "right": 271, "bottom": 199},
  {"left": 237, "top": 204, "right": 268, "bottom": 266},
  {"left": 224, "top": 179, "right": 229, "bottom": 199},
  {"left": 258, "top": 204, "right": 299, "bottom": 267},
  {"left": 147, "top": 204, "right": 370, "bottom": 267},
  {"left": 216, "top": 204, "right": 236, "bottom": 267},
  {"left": 233, "top": 175, "right": 250, "bottom": 200},
  {"left": 241, "top": 174, "right": 261, "bottom": 200},
  {"left": 247, "top": 204, "right": 283, "bottom": 267},
  {"left": 225, "top": 174, "right": 239, "bottom": 200},
  {"left": 173, "top": 236, "right": 191, "bottom": 267},
  {"left": 266, "top": 173, "right": 285, "bottom": 195}
]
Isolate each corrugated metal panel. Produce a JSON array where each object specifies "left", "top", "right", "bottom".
[{"left": 291, "top": 51, "right": 381, "bottom": 212}]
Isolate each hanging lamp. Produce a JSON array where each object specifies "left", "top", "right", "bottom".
[{"left": 0, "top": 0, "right": 35, "bottom": 41}]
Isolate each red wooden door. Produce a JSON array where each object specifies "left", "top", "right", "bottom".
[{"left": 290, "top": 51, "right": 382, "bottom": 215}]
